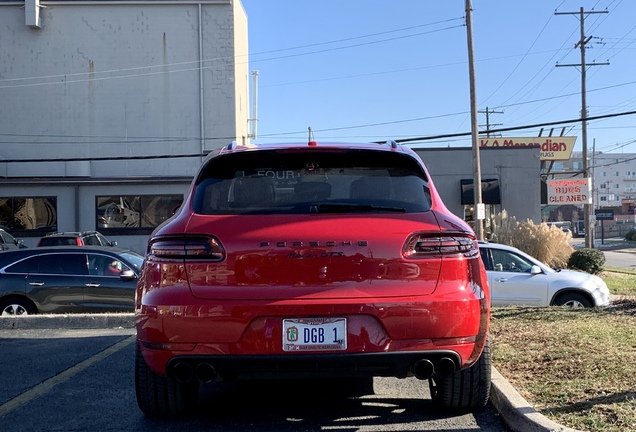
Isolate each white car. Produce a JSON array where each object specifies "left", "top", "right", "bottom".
[{"left": 479, "top": 242, "right": 610, "bottom": 308}]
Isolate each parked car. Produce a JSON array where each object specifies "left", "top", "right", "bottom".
[
  {"left": 36, "top": 231, "right": 117, "bottom": 247},
  {"left": 0, "top": 228, "right": 26, "bottom": 251},
  {"left": 572, "top": 220, "right": 585, "bottom": 238},
  {"left": 0, "top": 246, "right": 143, "bottom": 316},
  {"left": 135, "top": 140, "right": 492, "bottom": 416},
  {"left": 479, "top": 241, "right": 610, "bottom": 307}
]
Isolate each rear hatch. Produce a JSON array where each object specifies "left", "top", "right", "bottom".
[
  {"left": 184, "top": 213, "right": 442, "bottom": 300},
  {"left": 181, "top": 146, "right": 447, "bottom": 301}
]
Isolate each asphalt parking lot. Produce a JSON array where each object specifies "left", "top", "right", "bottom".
[{"left": 0, "top": 326, "right": 512, "bottom": 432}]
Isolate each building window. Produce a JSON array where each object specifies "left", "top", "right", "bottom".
[
  {"left": 460, "top": 179, "right": 501, "bottom": 205},
  {"left": 573, "top": 162, "right": 583, "bottom": 170},
  {"left": 0, "top": 197, "right": 57, "bottom": 231},
  {"left": 96, "top": 195, "right": 182, "bottom": 232},
  {"left": 552, "top": 162, "right": 564, "bottom": 170}
]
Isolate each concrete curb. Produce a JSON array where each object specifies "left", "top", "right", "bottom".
[
  {"left": 0, "top": 313, "right": 134, "bottom": 330},
  {"left": 490, "top": 367, "right": 583, "bottom": 432},
  {"left": 0, "top": 314, "right": 580, "bottom": 432}
]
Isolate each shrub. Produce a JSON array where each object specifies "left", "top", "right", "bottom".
[
  {"left": 626, "top": 230, "right": 636, "bottom": 241},
  {"left": 567, "top": 248, "right": 605, "bottom": 274},
  {"left": 490, "top": 211, "right": 573, "bottom": 269}
]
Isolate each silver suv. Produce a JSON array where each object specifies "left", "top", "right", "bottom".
[
  {"left": 37, "top": 231, "right": 117, "bottom": 247},
  {"left": 0, "top": 228, "right": 25, "bottom": 251}
]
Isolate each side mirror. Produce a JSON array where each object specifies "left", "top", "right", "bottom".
[
  {"left": 109, "top": 241, "right": 118, "bottom": 247},
  {"left": 120, "top": 269, "right": 136, "bottom": 280},
  {"left": 530, "top": 265, "right": 542, "bottom": 275}
]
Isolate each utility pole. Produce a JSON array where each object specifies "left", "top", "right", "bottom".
[
  {"left": 465, "top": 0, "right": 483, "bottom": 240},
  {"left": 555, "top": 7, "right": 609, "bottom": 249},
  {"left": 478, "top": 107, "right": 504, "bottom": 137}
]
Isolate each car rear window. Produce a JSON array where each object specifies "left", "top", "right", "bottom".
[
  {"left": 83, "top": 235, "right": 101, "bottom": 246},
  {"left": 38, "top": 237, "right": 79, "bottom": 246},
  {"left": 193, "top": 149, "right": 431, "bottom": 215}
]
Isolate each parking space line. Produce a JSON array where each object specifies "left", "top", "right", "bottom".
[{"left": 0, "top": 335, "right": 135, "bottom": 418}]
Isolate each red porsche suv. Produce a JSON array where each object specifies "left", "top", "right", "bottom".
[{"left": 135, "top": 141, "right": 491, "bottom": 416}]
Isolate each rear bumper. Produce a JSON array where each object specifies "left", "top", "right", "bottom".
[
  {"left": 163, "top": 351, "right": 462, "bottom": 383},
  {"left": 136, "top": 294, "right": 489, "bottom": 380}
]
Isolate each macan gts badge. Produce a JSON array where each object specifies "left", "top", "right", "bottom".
[{"left": 135, "top": 140, "right": 491, "bottom": 417}]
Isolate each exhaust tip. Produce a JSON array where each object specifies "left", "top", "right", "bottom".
[
  {"left": 435, "top": 357, "right": 456, "bottom": 377},
  {"left": 412, "top": 359, "right": 435, "bottom": 380},
  {"left": 195, "top": 363, "right": 217, "bottom": 383},
  {"left": 173, "top": 362, "right": 194, "bottom": 383}
]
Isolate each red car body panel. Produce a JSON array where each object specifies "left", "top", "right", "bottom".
[
  {"left": 186, "top": 213, "right": 443, "bottom": 298},
  {"left": 136, "top": 142, "right": 490, "bottom": 382}
]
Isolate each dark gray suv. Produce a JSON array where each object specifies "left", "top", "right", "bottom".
[{"left": 0, "top": 246, "right": 143, "bottom": 315}]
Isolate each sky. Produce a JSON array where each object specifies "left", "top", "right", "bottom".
[{"left": 239, "top": 0, "right": 636, "bottom": 154}]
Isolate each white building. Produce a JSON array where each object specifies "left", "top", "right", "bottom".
[
  {"left": 590, "top": 152, "right": 636, "bottom": 207},
  {"left": 0, "top": 0, "right": 249, "bottom": 251}
]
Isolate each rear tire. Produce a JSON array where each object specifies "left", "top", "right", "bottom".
[
  {"left": 429, "top": 338, "right": 491, "bottom": 412},
  {"left": 135, "top": 343, "right": 199, "bottom": 417},
  {"left": 0, "top": 297, "right": 37, "bottom": 316}
]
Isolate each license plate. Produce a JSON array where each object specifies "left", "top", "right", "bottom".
[{"left": 282, "top": 317, "right": 347, "bottom": 351}]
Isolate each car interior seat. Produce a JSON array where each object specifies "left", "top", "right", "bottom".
[
  {"left": 350, "top": 176, "right": 392, "bottom": 200},
  {"left": 232, "top": 177, "right": 276, "bottom": 208},
  {"left": 293, "top": 182, "right": 332, "bottom": 202}
]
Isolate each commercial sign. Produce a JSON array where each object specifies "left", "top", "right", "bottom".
[
  {"left": 479, "top": 136, "right": 576, "bottom": 161},
  {"left": 595, "top": 209, "right": 614, "bottom": 221},
  {"left": 547, "top": 178, "right": 592, "bottom": 204}
]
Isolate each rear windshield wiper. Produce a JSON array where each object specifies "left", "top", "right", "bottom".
[{"left": 310, "top": 203, "right": 406, "bottom": 214}]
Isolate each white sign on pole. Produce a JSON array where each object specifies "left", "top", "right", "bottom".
[
  {"left": 476, "top": 203, "right": 486, "bottom": 220},
  {"left": 547, "top": 178, "right": 592, "bottom": 205}
]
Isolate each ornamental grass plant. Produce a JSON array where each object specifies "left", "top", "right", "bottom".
[{"left": 489, "top": 210, "right": 574, "bottom": 269}]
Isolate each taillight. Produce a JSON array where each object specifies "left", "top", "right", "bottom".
[
  {"left": 148, "top": 235, "right": 225, "bottom": 261},
  {"left": 403, "top": 235, "right": 478, "bottom": 259}
]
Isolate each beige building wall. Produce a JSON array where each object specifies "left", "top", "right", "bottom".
[{"left": 0, "top": 0, "right": 249, "bottom": 178}]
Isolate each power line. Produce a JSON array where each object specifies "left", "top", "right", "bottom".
[
  {"left": 393, "top": 109, "right": 636, "bottom": 144},
  {"left": 3, "top": 109, "right": 636, "bottom": 162},
  {"left": 0, "top": 153, "right": 205, "bottom": 163},
  {"left": 0, "top": 19, "right": 465, "bottom": 89},
  {"left": 249, "top": 17, "right": 465, "bottom": 56}
]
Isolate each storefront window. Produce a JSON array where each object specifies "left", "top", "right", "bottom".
[
  {"left": 0, "top": 197, "right": 57, "bottom": 231},
  {"left": 96, "top": 195, "right": 182, "bottom": 230},
  {"left": 460, "top": 179, "right": 501, "bottom": 239}
]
